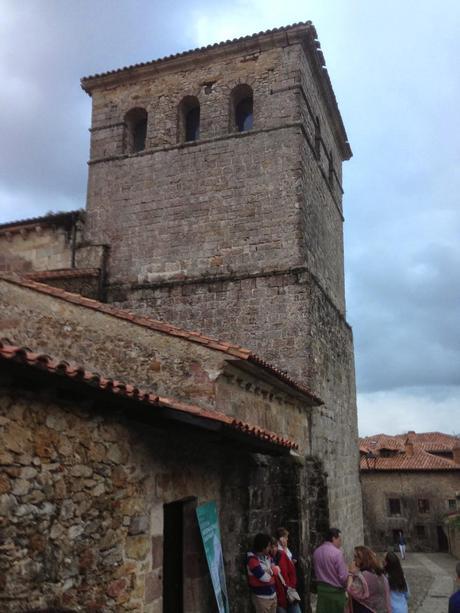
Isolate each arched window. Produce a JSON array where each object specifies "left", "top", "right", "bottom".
[
  {"left": 179, "top": 96, "right": 200, "bottom": 142},
  {"left": 231, "top": 84, "right": 253, "bottom": 132},
  {"left": 124, "top": 107, "right": 148, "bottom": 153}
]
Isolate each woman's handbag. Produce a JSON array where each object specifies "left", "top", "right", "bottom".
[
  {"left": 278, "top": 569, "right": 301, "bottom": 604},
  {"left": 286, "top": 586, "right": 301, "bottom": 603}
]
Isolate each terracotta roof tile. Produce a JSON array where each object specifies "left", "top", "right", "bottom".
[
  {"left": 0, "top": 273, "right": 321, "bottom": 405},
  {"left": 0, "top": 339, "right": 298, "bottom": 452},
  {"left": 360, "top": 448, "right": 459, "bottom": 471},
  {"left": 359, "top": 432, "right": 460, "bottom": 471}
]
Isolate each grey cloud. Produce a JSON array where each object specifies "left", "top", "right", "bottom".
[{"left": 0, "top": 0, "right": 218, "bottom": 221}]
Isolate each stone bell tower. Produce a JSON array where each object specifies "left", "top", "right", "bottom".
[{"left": 81, "top": 22, "right": 363, "bottom": 549}]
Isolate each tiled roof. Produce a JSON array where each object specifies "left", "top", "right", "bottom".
[
  {"left": 365, "top": 436, "right": 403, "bottom": 451},
  {"left": 0, "top": 273, "right": 322, "bottom": 405},
  {"left": 360, "top": 448, "right": 459, "bottom": 471},
  {"left": 81, "top": 22, "right": 314, "bottom": 84},
  {"left": 0, "top": 339, "right": 298, "bottom": 452},
  {"left": 0, "top": 210, "right": 82, "bottom": 233},
  {"left": 360, "top": 432, "right": 460, "bottom": 472}
]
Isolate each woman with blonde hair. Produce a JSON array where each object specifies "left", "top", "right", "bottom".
[{"left": 347, "top": 546, "right": 391, "bottom": 612}]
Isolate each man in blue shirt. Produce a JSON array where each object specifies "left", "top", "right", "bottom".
[{"left": 449, "top": 562, "right": 460, "bottom": 613}]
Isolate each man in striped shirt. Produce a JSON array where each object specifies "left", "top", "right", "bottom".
[{"left": 247, "top": 533, "right": 279, "bottom": 612}]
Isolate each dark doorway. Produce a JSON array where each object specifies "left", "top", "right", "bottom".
[
  {"left": 164, "top": 497, "right": 214, "bottom": 613},
  {"left": 437, "top": 525, "right": 448, "bottom": 552},
  {"left": 164, "top": 500, "right": 186, "bottom": 612},
  {"left": 392, "top": 529, "right": 402, "bottom": 544}
]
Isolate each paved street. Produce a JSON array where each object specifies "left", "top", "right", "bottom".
[{"left": 403, "top": 552, "right": 458, "bottom": 612}]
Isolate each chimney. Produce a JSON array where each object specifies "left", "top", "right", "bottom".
[
  {"left": 405, "top": 432, "right": 415, "bottom": 457},
  {"left": 453, "top": 440, "right": 460, "bottom": 464}
]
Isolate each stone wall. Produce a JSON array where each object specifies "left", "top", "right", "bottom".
[
  {"left": 0, "top": 380, "right": 234, "bottom": 612},
  {"left": 0, "top": 225, "right": 74, "bottom": 273},
  {"left": 0, "top": 365, "right": 328, "bottom": 612},
  {"left": 361, "top": 471, "right": 459, "bottom": 552}
]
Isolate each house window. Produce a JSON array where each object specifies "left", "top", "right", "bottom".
[
  {"left": 124, "top": 107, "right": 148, "bottom": 153},
  {"left": 416, "top": 524, "right": 426, "bottom": 538},
  {"left": 448, "top": 499, "right": 456, "bottom": 510},
  {"left": 179, "top": 96, "right": 200, "bottom": 142},
  {"left": 418, "top": 499, "right": 430, "bottom": 513},
  {"left": 380, "top": 449, "right": 395, "bottom": 458},
  {"left": 231, "top": 84, "right": 253, "bottom": 132},
  {"left": 389, "top": 498, "right": 401, "bottom": 515}
]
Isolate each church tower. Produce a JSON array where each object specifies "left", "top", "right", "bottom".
[{"left": 82, "top": 22, "right": 363, "bottom": 547}]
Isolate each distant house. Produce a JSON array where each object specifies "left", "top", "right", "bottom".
[{"left": 359, "top": 431, "right": 460, "bottom": 553}]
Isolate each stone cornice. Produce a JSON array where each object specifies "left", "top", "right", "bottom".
[{"left": 80, "top": 22, "right": 350, "bottom": 156}]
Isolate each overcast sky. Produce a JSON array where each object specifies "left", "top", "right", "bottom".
[{"left": 1, "top": 1, "right": 459, "bottom": 437}]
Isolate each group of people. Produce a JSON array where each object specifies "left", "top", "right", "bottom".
[
  {"left": 313, "top": 528, "right": 409, "bottom": 613},
  {"left": 246, "top": 526, "right": 411, "bottom": 613},
  {"left": 247, "top": 528, "right": 302, "bottom": 613}
]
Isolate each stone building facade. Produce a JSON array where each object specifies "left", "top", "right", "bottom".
[
  {"left": 1, "top": 20, "right": 363, "bottom": 612},
  {"left": 360, "top": 432, "right": 460, "bottom": 553}
]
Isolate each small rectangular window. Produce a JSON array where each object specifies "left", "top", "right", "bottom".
[
  {"left": 416, "top": 524, "right": 426, "bottom": 538},
  {"left": 389, "top": 498, "right": 401, "bottom": 515},
  {"left": 448, "top": 499, "right": 456, "bottom": 510},
  {"left": 418, "top": 499, "right": 430, "bottom": 513}
]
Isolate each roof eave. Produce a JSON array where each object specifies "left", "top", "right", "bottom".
[
  {"left": 80, "top": 23, "right": 313, "bottom": 94},
  {"left": 229, "top": 358, "right": 323, "bottom": 406}
]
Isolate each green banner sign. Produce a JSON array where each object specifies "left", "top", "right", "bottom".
[{"left": 196, "top": 501, "right": 230, "bottom": 613}]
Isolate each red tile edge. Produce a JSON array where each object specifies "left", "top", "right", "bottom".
[{"left": 0, "top": 339, "right": 298, "bottom": 451}]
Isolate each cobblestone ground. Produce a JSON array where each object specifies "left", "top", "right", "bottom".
[
  {"left": 310, "top": 552, "right": 458, "bottom": 613},
  {"left": 403, "top": 552, "right": 458, "bottom": 612}
]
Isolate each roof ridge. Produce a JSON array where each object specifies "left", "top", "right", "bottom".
[
  {"left": 0, "top": 210, "right": 83, "bottom": 232},
  {"left": 361, "top": 432, "right": 460, "bottom": 440},
  {"left": 81, "top": 22, "right": 313, "bottom": 84}
]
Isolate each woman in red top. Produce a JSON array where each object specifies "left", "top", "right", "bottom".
[{"left": 270, "top": 528, "right": 301, "bottom": 613}]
